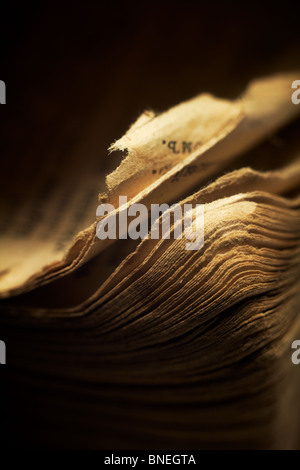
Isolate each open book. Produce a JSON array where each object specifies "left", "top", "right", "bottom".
[{"left": 1, "top": 72, "right": 300, "bottom": 449}]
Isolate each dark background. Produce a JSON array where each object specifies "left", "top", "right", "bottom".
[
  {"left": 1, "top": 1, "right": 300, "bottom": 182},
  {"left": 1, "top": 1, "right": 300, "bottom": 201},
  {"left": 1, "top": 1, "right": 300, "bottom": 143}
]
